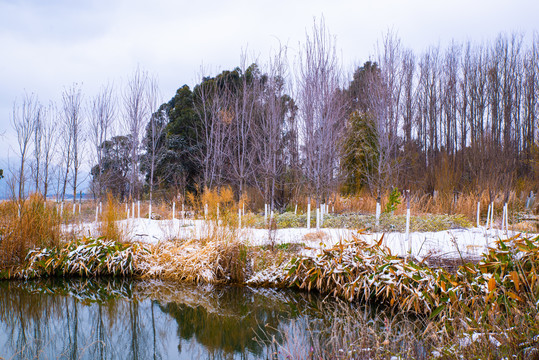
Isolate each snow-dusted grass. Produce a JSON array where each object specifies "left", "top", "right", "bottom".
[{"left": 71, "top": 215, "right": 534, "bottom": 263}]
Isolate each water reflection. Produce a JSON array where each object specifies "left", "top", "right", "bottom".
[{"left": 0, "top": 278, "right": 328, "bottom": 359}]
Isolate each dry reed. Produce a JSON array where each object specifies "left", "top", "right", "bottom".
[
  {"left": 0, "top": 194, "right": 62, "bottom": 269},
  {"left": 97, "top": 192, "right": 125, "bottom": 242}
]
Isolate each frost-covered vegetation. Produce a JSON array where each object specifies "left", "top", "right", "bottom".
[{"left": 244, "top": 211, "right": 471, "bottom": 231}]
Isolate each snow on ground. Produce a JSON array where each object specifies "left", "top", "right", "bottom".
[{"left": 69, "top": 218, "right": 534, "bottom": 261}]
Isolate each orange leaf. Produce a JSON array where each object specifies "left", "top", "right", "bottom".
[
  {"left": 507, "top": 291, "right": 523, "bottom": 302},
  {"left": 510, "top": 271, "right": 520, "bottom": 292},
  {"left": 488, "top": 277, "right": 496, "bottom": 292}
]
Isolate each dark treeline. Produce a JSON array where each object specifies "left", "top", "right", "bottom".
[{"left": 8, "top": 22, "right": 539, "bottom": 210}]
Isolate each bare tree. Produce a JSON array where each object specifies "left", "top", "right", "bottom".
[
  {"left": 193, "top": 68, "right": 228, "bottom": 189},
  {"left": 123, "top": 68, "right": 148, "bottom": 200},
  {"left": 144, "top": 75, "right": 164, "bottom": 211},
  {"left": 89, "top": 83, "right": 116, "bottom": 200},
  {"left": 30, "top": 103, "right": 43, "bottom": 194},
  {"left": 254, "top": 48, "right": 291, "bottom": 210},
  {"left": 11, "top": 92, "right": 39, "bottom": 201},
  {"left": 225, "top": 58, "right": 260, "bottom": 199},
  {"left": 297, "top": 18, "right": 347, "bottom": 205},
  {"left": 41, "top": 103, "right": 58, "bottom": 200},
  {"left": 62, "top": 84, "right": 85, "bottom": 204}
]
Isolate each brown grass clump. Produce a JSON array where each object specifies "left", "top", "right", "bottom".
[
  {"left": 97, "top": 192, "right": 125, "bottom": 242},
  {"left": 142, "top": 229, "right": 248, "bottom": 284},
  {"left": 0, "top": 194, "right": 62, "bottom": 268},
  {"left": 302, "top": 231, "right": 329, "bottom": 242}
]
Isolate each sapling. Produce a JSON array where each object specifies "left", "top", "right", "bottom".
[{"left": 384, "top": 187, "right": 401, "bottom": 214}]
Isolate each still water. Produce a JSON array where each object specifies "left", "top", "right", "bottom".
[{"left": 0, "top": 278, "right": 359, "bottom": 359}]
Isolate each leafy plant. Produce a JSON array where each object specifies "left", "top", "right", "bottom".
[
  {"left": 17, "top": 237, "right": 149, "bottom": 279},
  {"left": 384, "top": 187, "right": 402, "bottom": 214}
]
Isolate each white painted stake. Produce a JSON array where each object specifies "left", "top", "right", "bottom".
[
  {"left": 294, "top": 204, "right": 297, "bottom": 215},
  {"left": 404, "top": 190, "right": 411, "bottom": 256},
  {"left": 132, "top": 202, "right": 135, "bottom": 219},
  {"left": 238, "top": 208, "right": 242, "bottom": 228},
  {"left": 406, "top": 207, "right": 411, "bottom": 252},
  {"left": 320, "top": 205, "right": 324, "bottom": 225},
  {"left": 99, "top": 202, "right": 102, "bottom": 215},
  {"left": 486, "top": 203, "right": 491, "bottom": 228},
  {"left": 95, "top": 205, "right": 99, "bottom": 223},
  {"left": 316, "top": 208, "right": 320, "bottom": 230},
  {"left": 264, "top": 203, "right": 268, "bottom": 223},
  {"left": 307, "top": 203, "right": 311, "bottom": 229},
  {"left": 501, "top": 204, "right": 506, "bottom": 232},
  {"left": 172, "top": 202, "right": 176, "bottom": 220},
  {"left": 149, "top": 203, "right": 152, "bottom": 219},
  {"left": 375, "top": 202, "right": 381, "bottom": 228},
  {"left": 476, "top": 201, "right": 481, "bottom": 228},
  {"left": 204, "top": 203, "right": 208, "bottom": 220},
  {"left": 490, "top": 202, "right": 494, "bottom": 228},
  {"left": 182, "top": 203, "right": 185, "bottom": 225},
  {"left": 505, "top": 203, "right": 509, "bottom": 232},
  {"left": 127, "top": 208, "right": 130, "bottom": 219},
  {"left": 78, "top": 202, "right": 81, "bottom": 214},
  {"left": 72, "top": 203, "right": 76, "bottom": 215}
]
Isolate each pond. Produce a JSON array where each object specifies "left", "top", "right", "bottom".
[{"left": 0, "top": 277, "right": 379, "bottom": 360}]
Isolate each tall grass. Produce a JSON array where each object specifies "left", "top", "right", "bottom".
[
  {"left": 97, "top": 192, "right": 125, "bottom": 242},
  {"left": 0, "top": 194, "right": 62, "bottom": 269}
]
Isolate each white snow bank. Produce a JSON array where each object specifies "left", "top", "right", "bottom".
[{"left": 67, "top": 218, "right": 535, "bottom": 260}]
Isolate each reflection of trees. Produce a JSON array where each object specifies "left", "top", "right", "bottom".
[
  {"left": 0, "top": 278, "right": 157, "bottom": 360},
  {"left": 0, "top": 278, "right": 349, "bottom": 359}
]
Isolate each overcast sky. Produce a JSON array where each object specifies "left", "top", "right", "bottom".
[{"left": 1, "top": 0, "right": 539, "bottom": 164}]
